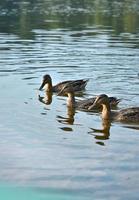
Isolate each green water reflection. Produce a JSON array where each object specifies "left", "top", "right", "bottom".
[
  {"left": 0, "top": 0, "right": 139, "bottom": 38},
  {"left": 0, "top": 183, "right": 84, "bottom": 200}
]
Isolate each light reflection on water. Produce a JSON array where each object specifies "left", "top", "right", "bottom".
[{"left": 0, "top": 1, "right": 139, "bottom": 199}]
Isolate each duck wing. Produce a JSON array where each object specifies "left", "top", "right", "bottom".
[
  {"left": 53, "top": 79, "right": 89, "bottom": 92},
  {"left": 118, "top": 107, "right": 139, "bottom": 123},
  {"left": 77, "top": 97, "right": 96, "bottom": 110}
]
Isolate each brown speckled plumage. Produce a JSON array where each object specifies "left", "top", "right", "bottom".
[
  {"left": 39, "top": 74, "right": 88, "bottom": 93},
  {"left": 58, "top": 85, "right": 120, "bottom": 110},
  {"left": 88, "top": 94, "right": 139, "bottom": 123}
]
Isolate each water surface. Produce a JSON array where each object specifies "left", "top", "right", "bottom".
[{"left": 0, "top": 0, "right": 139, "bottom": 199}]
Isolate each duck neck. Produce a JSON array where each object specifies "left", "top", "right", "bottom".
[
  {"left": 67, "top": 92, "right": 76, "bottom": 109},
  {"left": 44, "top": 80, "right": 53, "bottom": 92},
  {"left": 101, "top": 103, "right": 111, "bottom": 120}
]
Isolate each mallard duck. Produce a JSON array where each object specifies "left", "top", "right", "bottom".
[
  {"left": 39, "top": 74, "right": 89, "bottom": 93},
  {"left": 88, "top": 94, "right": 139, "bottom": 123},
  {"left": 58, "top": 84, "right": 121, "bottom": 110}
]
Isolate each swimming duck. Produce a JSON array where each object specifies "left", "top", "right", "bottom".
[
  {"left": 88, "top": 94, "right": 139, "bottom": 123},
  {"left": 39, "top": 74, "right": 89, "bottom": 93},
  {"left": 58, "top": 84, "right": 121, "bottom": 110}
]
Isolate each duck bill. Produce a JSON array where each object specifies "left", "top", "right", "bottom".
[
  {"left": 39, "top": 81, "right": 45, "bottom": 91},
  {"left": 57, "top": 89, "right": 64, "bottom": 96},
  {"left": 88, "top": 103, "right": 96, "bottom": 110},
  {"left": 88, "top": 99, "right": 98, "bottom": 110}
]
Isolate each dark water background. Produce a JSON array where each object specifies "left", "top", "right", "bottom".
[{"left": 0, "top": 0, "right": 139, "bottom": 199}]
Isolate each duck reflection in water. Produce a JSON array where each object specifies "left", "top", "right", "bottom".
[
  {"left": 88, "top": 120, "right": 111, "bottom": 145},
  {"left": 38, "top": 91, "right": 53, "bottom": 105},
  {"left": 57, "top": 106, "right": 75, "bottom": 125}
]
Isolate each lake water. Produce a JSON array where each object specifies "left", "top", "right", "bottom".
[{"left": 0, "top": 0, "right": 139, "bottom": 199}]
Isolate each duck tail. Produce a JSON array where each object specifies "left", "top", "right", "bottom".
[
  {"left": 109, "top": 97, "right": 122, "bottom": 107},
  {"left": 82, "top": 78, "right": 89, "bottom": 88},
  {"left": 114, "top": 98, "right": 122, "bottom": 106}
]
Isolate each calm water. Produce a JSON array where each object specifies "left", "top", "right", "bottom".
[{"left": 0, "top": 0, "right": 139, "bottom": 199}]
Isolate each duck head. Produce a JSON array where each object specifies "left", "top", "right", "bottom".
[
  {"left": 39, "top": 74, "right": 52, "bottom": 90},
  {"left": 88, "top": 94, "right": 109, "bottom": 110}
]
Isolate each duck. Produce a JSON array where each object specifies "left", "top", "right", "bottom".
[
  {"left": 88, "top": 94, "right": 139, "bottom": 123},
  {"left": 39, "top": 74, "right": 89, "bottom": 93},
  {"left": 58, "top": 84, "right": 121, "bottom": 110}
]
